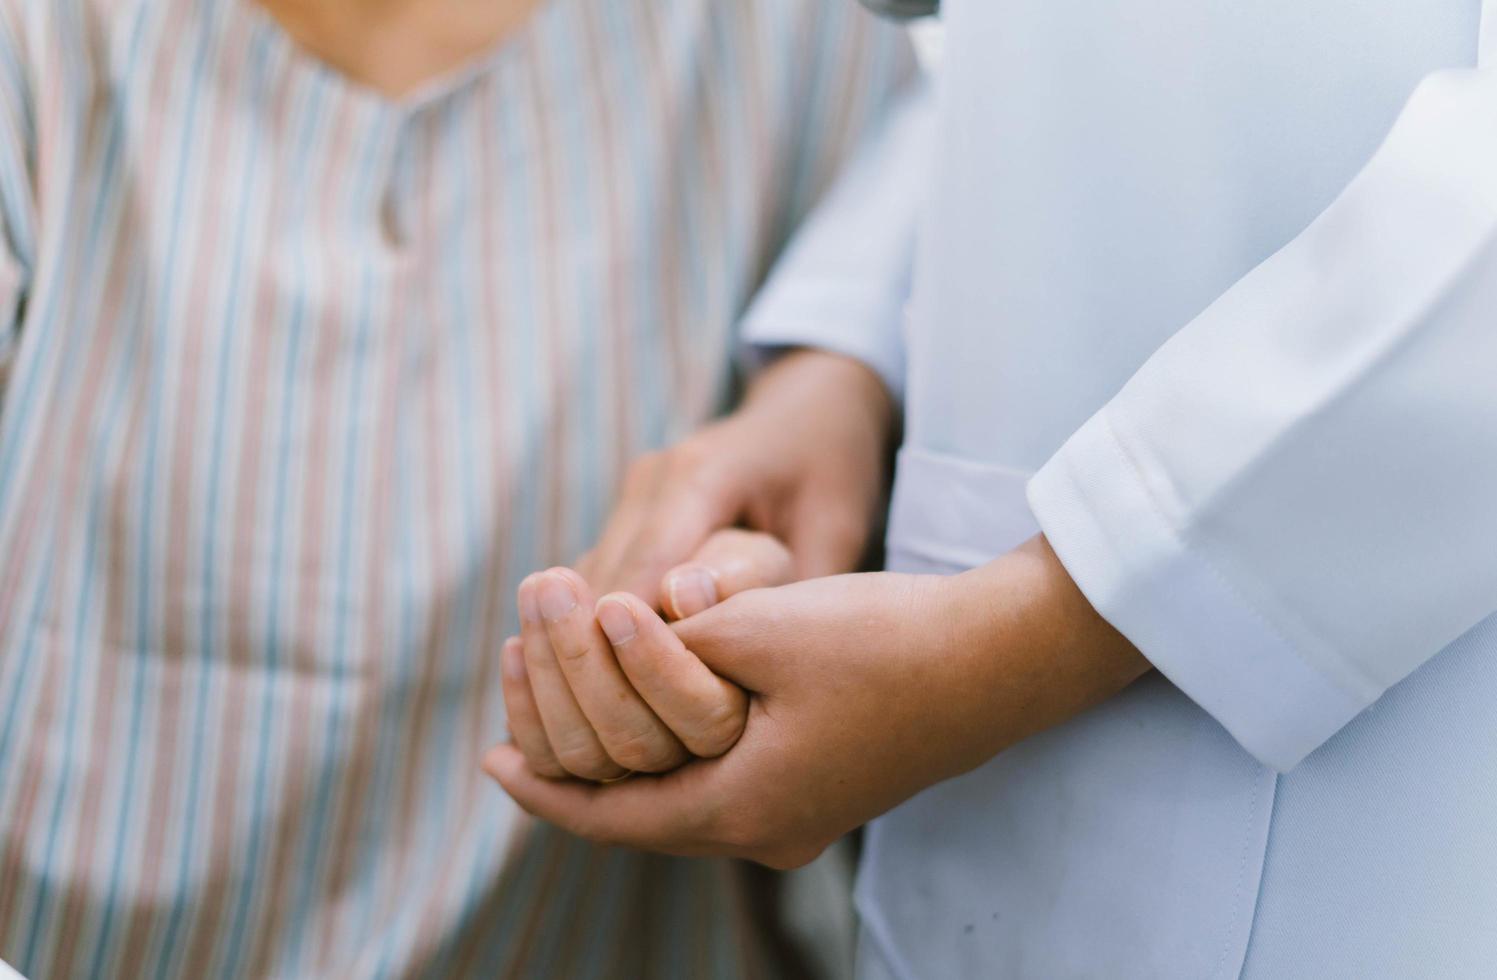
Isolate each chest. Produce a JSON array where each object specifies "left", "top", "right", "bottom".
[
  {"left": 0, "top": 0, "right": 788, "bottom": 651},
  {"left": 904, "top": 0, "right": 1480, "bottom": 465}
]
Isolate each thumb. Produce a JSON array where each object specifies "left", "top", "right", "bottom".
[
  {"left": 659, "top": 529, "right": 795, "bottom": 621},
  {"left": 669, "top": 590, "right": 789, "bottom": 694}
]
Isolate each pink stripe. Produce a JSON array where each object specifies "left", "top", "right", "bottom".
[
  {"left": 636, "top": 3, "right": 693, "bottom": 431},
  {"left": 0, "top": 0, "right": 197, "bottom": 960},
  {"left": 405, "top": 62, "right": 521, "bottom": 963},
  {"left": 528, "top": 35, "right": 570, "bottom": 564},
  {"left": 400, "top": 113, "right": 462, "bottom": 963},
  {"left": 35, "top": 106, "right": 178, "bottom": 974},
  {"left": 176, "top": 35, "right": 301, "bottom": 980},
  {"left": 578, "top": 5, "right": 636, "bottom": 491},
  {"left": 0, "top": 0, "right": 91, "bottom": 648},
  {"left": 115, "top": 14, "right": 249, "bottom": 977},
  {"left": 245, "top": 85, "right": 362, "bottom": 980},
  {"left": 0, "top": 633, "right": 63, "bottom": 950},
  {"left": 0, "top": 129, "right": 137, "bottom": 966},
  {"left": 314, "top": 216, "right": 405, "bottom": 974}
]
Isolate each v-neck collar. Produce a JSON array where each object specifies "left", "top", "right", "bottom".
[{"left": 229, "top": 0, "right": 568, "bottom": 116}]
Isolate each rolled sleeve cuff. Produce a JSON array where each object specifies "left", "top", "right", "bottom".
[
  {"left": 738, "top": 278, "right": 907, "bottom": 401},
  {"left": 1027, "top": 411, "right": 1377, "bottom": 772}
]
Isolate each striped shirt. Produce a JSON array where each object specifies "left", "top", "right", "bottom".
[{"left": 0, "top": 1, "right": 914, "bottom": 976}]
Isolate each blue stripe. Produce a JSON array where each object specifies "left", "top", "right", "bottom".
[
  {"left": 217, "top": 71, "right": 332, "bottom": 978},
  {"left": 0, "top": 2, "right": 914, "bottom": 974},
  {"left": 0, "top": 15, "right": 35, "bottom": 261},
  {"left": 365, "top": 307, "right": 423, "bottom": 980},
  {"left": 417, "top": 93, "right": 501, "bottom": 980},
  {"left": 154, "top": 23, "right": 273, "bottom": 978},
  {"left": 281, "top": 114, "right": 390, "bottom": 975},
  {"left": 549, "top": 11, "right": 605, "bottom": 546},
  {"left": 16, "top": 91, "right": 129, "bottom": 976},
  {"left": 101, "top": 1, "right": 224, "bottom": 970},
  {"left": 0, "top": 12, "right": 142, "bottom": 968}
]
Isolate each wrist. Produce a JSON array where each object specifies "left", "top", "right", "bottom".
[
  {"left": 936, "top": 536, "right": 1149, "bottom": 765},
  {"left": 742, "top": 348, "right": 897, "bottom": 446}
]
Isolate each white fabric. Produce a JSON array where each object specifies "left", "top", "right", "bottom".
[
  {"left": 1484, "top": 0, "right": 1496, "bottom": 64},
  {"left": 1031, "top": 38, "right": 1497, "bottom": 772},
  {"left": 745, "top": 0, "right": 1497, "bottom": 975},
  {"left": 738, "top": 82, "right": 932, "bottom": 398}
]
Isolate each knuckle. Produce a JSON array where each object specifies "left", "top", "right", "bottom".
[
  {"left": 604, "top": 727, "right": 681, "bottom": 773},
  {"left": 663, "top": 439, "right": 702, "bottom": 472},
  {"left": 531, "top": 757, "right": 570, "bottom": 780},
  {"left": 514, "top": 740, "right": 566, "bottom": 779},
  {"left": 553, "top": 637, "right": 592, "bottom": 667},
  {"left": 554, "top": 741, "right": 617, "bottom": 781},
  {"left": 663, "top": 440, "right": 723, "bottom": 493},
  {"left": 623, "top": 453, "right": 664, "bottom": 492},
  {"left": 689, "top": 700, "right": 747, "bottom": 758}
]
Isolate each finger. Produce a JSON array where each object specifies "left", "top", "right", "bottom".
[
  {"left": 660, "top": 529, "right": 795, "bottom": 620},
  {"left": 582, "top": 453, "right": 681, "bottom": 598},
  {"left": 670, "top": 587, "right": 794, "bottom": 694},
  {"left": 535, "top": 569, "right": 690, "bottom": 773},
  {"left": 576, "top": 465, "right": 655, "bottom": 587},
  {"left": 785, "top": 490, "right": 872, "bottom": 579},
  {"left": 613, "top": 496, "right": 728, "bottom": 604},
  {"left": 482, "top": 742, "right": 713, "bottom": 856},
  {"left": 519, "top": 574, "right": 629, "bottom": 781},
  {"left": 605, "top": 449, "right": 742, "bottom": 603},
  {"left": 596, "top": 592, "right": 748, "bottom": 758},
  {"left": 499, "top": 637, "right": 568, "bottom": 779}
]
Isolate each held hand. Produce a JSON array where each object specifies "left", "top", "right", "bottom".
[
  {"left": 502, "top": 349, "right": 896, "bottom": 781},
  {"left": 485, "top": 536, "right": 1150, "bottom": 869},
  {"left": 501, "top": 530, "right": 793, "bottom": 780},
  {"left": 576, "top": 349, "right": 897, "bottom": 602}
]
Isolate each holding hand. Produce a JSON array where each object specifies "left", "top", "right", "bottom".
[
  {"left": 487, "top": 536, "right": 1149, "bottom": 869},
  {"left": 501, "top": 530, "right": 793, "bottom": 781},
  {"left": 501, "top": 348, "right": 898, "bottom": 783},
  {"left": 573, "top": 348, "right": 896, "bottom": 602}
]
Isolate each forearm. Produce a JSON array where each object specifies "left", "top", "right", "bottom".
[
  {"left": 737, "top": 347, "right": 897, "bottom": 456},
  {"left": 940, "top": 535, "right": 1149, "bottom": 773}
]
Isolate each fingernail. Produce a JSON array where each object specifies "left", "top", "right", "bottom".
[
  {"left": 502, "top": 638, "right": 526, "bottom": 680},
  {"left": 595, "top": 598, "right": 637, "bottom": 645},
  {"left": 667, "top": 567, "right": 718, "bottom": 619},
  {"left": 536, "top": 575, "right": 577, "bottom": 622},
  {"left": 518, "top": 578, "right": 541, "bottom": 624}
]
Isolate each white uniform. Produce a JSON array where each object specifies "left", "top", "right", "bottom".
[{"left": 744, "top": 0, "right": 1497, "bottom": 976}]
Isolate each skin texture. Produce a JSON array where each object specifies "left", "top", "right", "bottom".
[
  {"left": 505, "top": 351, "right": 896, "bottom": 779},
  {"left": 575, "top": 349, "right": 896, "bottom": 599},
  {"left": 487, "top": 536, "right": 1149, "bottom": 869},
  {"left": 489, "top": 348, "right": 1150, "bottom": 869}
]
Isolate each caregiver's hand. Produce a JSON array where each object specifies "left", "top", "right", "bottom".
[
  {"left": 503, "top": 531, "right": 793, "bottom": 781},
  {"left": 485, "top": 536, "right": 1150, "bottom": 868},
  {"left": 576, "top": 348, "right": 896, "bottom": 612}
]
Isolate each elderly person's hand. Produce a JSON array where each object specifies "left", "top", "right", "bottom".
[
  {"left": 501, "top": 347, "right": 896, "bottom": 780},
  {"left": 576, "top": 347, "right": 896, "bottom": 606},
  {"left": 502, "top": 531, "right": 791, "bottom": 780},
  {"left": 486, "top": 536, "right": 1150, "bottom": 868}
]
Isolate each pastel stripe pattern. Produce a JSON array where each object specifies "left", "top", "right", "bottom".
[{"left": 0, "top": 0, "right": 916, "bottom": 977}]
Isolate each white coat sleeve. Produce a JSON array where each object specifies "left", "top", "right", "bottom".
[
  {"left": 739, "top": 80, "right": 933, "bottom": 398},
  {"left": 1028, "top": 61, "right": 1497, "bottom": 772}
]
